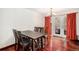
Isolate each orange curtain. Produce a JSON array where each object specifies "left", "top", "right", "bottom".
[
  {"left": 44, "top": 16, "right": 52, "bottom": 50},
  {"left": 66, "top": 13, "right": 77, "bottom": 40},
  {"left": 45, "top": 16, "right": 51, "bottom": 37}
]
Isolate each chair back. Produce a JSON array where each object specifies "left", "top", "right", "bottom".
[
  {"left": 18, "top": 31, "right": 31, "bottom": 43},
  {"left": 34, "top": 27, "right": 45, "bottom": 33},
  {"left": 17, "top": 31, "right": 24, "bottom": 43},
  {"left": 13, "top": 29, "right": 20, "bottom": 44}
]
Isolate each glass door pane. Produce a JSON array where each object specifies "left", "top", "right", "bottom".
[
  {"left": 64, "top": 16, "right": 66, "bottom": 35},
  {"left": 55, "top": 16, "right": 60, "bottom": 34}
]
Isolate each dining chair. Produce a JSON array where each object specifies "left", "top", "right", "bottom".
[
  {"left": 34, "top": 27, "right": 46, "bottom": 49},
  {"left": 13, "top": 29, "right": 19, "bottom": 51},
  {"left": 34, "top": 27, "right": 45, "bottom": 33},
  {"left": 13, "top": 29, "right": 32, "bottom": 51}
]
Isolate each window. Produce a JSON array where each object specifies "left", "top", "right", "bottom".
[{"left": 52, "top": 15, "right": 66, "bottom": 37}]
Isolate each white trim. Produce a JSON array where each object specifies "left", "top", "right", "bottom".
[{"left": 53, "top": 34, "right": 66, "bottom": 38}]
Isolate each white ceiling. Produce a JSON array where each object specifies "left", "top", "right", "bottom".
[
  {"left": 52, "top": 8, "right": 79, "bottom": 15},
  {"left": 27, "top": 8, "right": 79, "bottom": 16}
]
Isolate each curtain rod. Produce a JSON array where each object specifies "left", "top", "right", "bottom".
[{"left": 51, "top": 12, "right": 79, "bottom": 16}]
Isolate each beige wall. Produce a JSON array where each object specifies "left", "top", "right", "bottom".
[{"left": 0, "top": 8, "right": 44, "bottom": 48}]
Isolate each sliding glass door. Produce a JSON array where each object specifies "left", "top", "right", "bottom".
[{"left": 52, "top": 15, "right": 66, "bottom": 38}]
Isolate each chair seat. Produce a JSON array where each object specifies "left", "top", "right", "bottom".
[
  {"left": 20, "top": 41, "right": 29, "bottom": 46},
  {"left": 19, "top": 38, "right": 30, "bottom": 46}
]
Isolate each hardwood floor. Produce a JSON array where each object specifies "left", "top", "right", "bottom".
[
  {"left": 43, "top": 36, "right": 66, "bottom": 51},
  {"left": 0, "top": 36, "right": 66, "bottom": 51},
  {"left": 0, "top": 44, "right": 15, "bottom": 51},
  {"left": 1, "top": 36, "right": 79, "bottom": 51}
]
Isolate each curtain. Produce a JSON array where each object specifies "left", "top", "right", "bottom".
[
  {"left": 66, "top": 13, "right": 77, "bottom": 40},
  {"left": 44, "top": 16, "right": 52, "bottom": 50},
  {"left": 45, "top": 16, "right": 51, "bottom": 37}
]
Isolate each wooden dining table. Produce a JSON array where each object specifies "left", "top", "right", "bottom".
[{"left": 21, "top": 30, "right": 45, "bottom": 51}]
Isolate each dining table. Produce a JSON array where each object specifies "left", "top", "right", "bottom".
[{"left": 21, "top": 30, "right": 45, "bottom": 51}]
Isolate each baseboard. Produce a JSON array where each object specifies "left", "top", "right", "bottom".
[
  {"left": 0, "top": 44, "right": 15, "bottom": 50},
  {"left": 53, "top": 35, "right": 65, "bottom": 39}
]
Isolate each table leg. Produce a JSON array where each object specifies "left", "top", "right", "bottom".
[
  {"left": 38, "top": 38, "right": 41, "bottom": 48},
  {"left": 32, "top": 39, "right": 34, "bottom": 51},
  {"left": 41, "top": 37, "right": 43, "bottom": 48},
  {"left": 43, "top": 36, "right": 45, "bottom": 48}
]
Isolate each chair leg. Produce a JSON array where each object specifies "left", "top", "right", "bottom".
[
  {"left": 41, "top": 36, "right": 45, "bottom": 48},
  {"left": 15, "top": 44, "right": 19, "bottom": 51},
  {"left": 22, "top": 46, "right": 25, "bottom": 51},
  {"left": 15, "top": 44, "right": 17, "bottom": 50}
]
